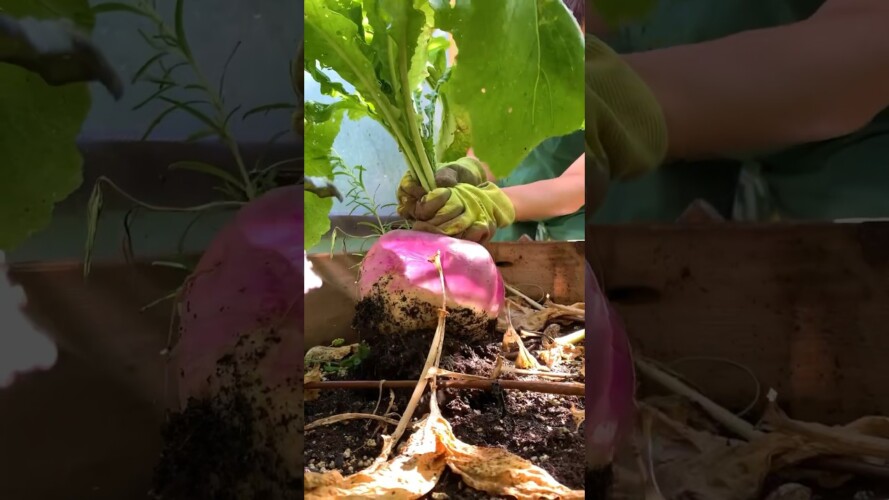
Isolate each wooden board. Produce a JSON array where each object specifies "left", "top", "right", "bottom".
[
  {"left": 1, "top": 261, "right": 182, "bottom": 500},
  {"left": 588, "top": 222, "right": 889, "bottom": 423}
]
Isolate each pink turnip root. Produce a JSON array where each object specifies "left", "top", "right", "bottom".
[
  {"left": 355, "top": 229, "right": 505, "bottom": 339},
  {"left": 175, "top": 184, "right": 302, "bottom": 404},
  {"left": 585, "top": 260, "right": 636, "bottom": 491},
  {"left": 154, "top": 185, "right": 303, "bottom": 499}
]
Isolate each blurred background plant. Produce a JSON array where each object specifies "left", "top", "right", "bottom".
[
  {"left": 0, "top": 0, "right": 116, "bottom": 252},
  {"left": 82, "top": 0, "right": 303, "bottom": 276}
]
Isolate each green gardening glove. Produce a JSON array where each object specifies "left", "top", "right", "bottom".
[
  {"left": 586, "top": 34, "right": 668, "bottom": 180},
  {"left": 411, "top": 182, "right": 516, "bottom": 243},
  {"left": 396, "top": 157, "right": 488, "bottom": 220}
]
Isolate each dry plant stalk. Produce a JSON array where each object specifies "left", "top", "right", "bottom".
[
  {"left": 376, "top": 251, "right": 448, "bottom": 463},
  {"left": 305, "top": 413, "right": 400, "bottom": 431},
  {"left": 553, "top": 328, "right": 585, "bottom": 346},
  {"left": 632, "top": 356, "right": 889, "bottom": 499},
  {"left": 505, "top": 283, "right": 545, "bottom": 310},
  {"left": 502, "top": 305, "right": 544, "bottom": 370}
]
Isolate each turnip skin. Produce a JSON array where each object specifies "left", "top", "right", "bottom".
[
  {"left": 585, "top": 261, "right": 636, "bottom": 480},
  {"left": 154, "top": 185, "right": 304, "bottom": 497},
  {"left": 356, "top": 229, "right": 504, "bottom": 338},
  {"left": 175, "top": 185, "right": 303, "bottom": 406}
]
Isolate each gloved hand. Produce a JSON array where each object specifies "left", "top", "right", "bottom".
[
  {"left": 396, "top": 157, "right": 489, "bottom": 221},
  {"left": 410, "top": 182, "right": 515, "bottom": 243},
  {"left": 586, "top": 34, "right": 668, "bottom": 179}
]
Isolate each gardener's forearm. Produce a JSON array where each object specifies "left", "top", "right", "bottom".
[
  {"left": 502, "top": 154, "right": 585, "bottom": 222},
  {"left": 463, "top": 149, "right": 584, "bottom": 220},
  {"left": 622, "top": 0, "right": 889, "bottom": 160}
]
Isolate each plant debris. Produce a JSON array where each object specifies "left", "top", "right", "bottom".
[
  {"left": 304, "top": 274, "right": 586, "bottom": 498},
  {"left": 612, "top": 358, "right": 889, "bottom": 500}
]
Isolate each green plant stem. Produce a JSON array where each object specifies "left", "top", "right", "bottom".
[
  {"left": 180, "top": 48, "right": 255, "bottom": 200},
  {"left": 398, "top": 42, "right": 436, "bottom": 193},
  {"left": 309, "top": 17, "right": 429, "bottom": 192},
  {"left": 96, "top": 176, "right": 245, "bottom": 212},
  {"left": 140, "top": 3, "right": 256, "bottom": 200}
]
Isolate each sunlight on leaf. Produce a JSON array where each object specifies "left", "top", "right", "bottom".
[
  {"left": 0, "top": 0, "right": 95, "bottom": 252},
  {"left": 438, "top": 0, "right": 584, "bottom": 177}
]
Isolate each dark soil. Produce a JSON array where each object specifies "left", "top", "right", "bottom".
[
  {"left": 353, "top": 276, "right": 497, "bottom": 342},
  {"left": 151, "top": 328, "right": 302, "bottom": 500},
  {"left": 305, "top": 319, "right": 586, "bottom": 498}
]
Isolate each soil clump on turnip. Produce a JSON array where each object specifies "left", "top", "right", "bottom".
[
  {"left": 353, "top": 275, "right": 496, "bottom": 337},
  {"left": 151, "top": 328, "right": 303, "bottom": 500}
]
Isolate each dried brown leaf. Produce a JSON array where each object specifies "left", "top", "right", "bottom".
[
  {"left": 513, "top": 307, "right": 579, "bottom": 332},
  {"left": 304, "top": 408, "right": 584, "bottom": 499},
  {"left": 304, "top": 414, "right": 446, "bottom": 499},
  {"left": 502, "top": 325, "right": 542, "bottom": 370},
  {"left": 304, "top": 365, "right": 323, "bottom": 402},
  {"left": 626, "top": 403, "right": 889, "bottom": 500},
  {"left": 304, "top": 344, "right": 356, "bottom": 365},
  {"left": 436, "top": 414, "right": 584, "bottom": 499},
  {"left": 570, "top": 403, "right": 585, "bottom": 431}
]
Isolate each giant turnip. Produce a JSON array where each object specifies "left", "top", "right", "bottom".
[
  {"left": 355, "top": 229, "right": 504, "bottom": 340},
  {"left": 585, "top": 260, "right": 636, "bottom": 495},
  {"left": 153, "top": 185, "right": 303, "bottom": 500}
]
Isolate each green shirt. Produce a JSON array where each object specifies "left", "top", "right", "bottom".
[{"left": 592, "top": 0, "right": 889, "bottom": 223}]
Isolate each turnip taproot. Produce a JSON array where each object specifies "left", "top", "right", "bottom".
[
  {"left": 585, "top": 260, "right": 636, "bottom": 492},
  {"left": 154, "top": 185, "right": 303, "bottom": 499},
  {"left": 355, "top": 229, "right": 504, "bottom": 339}
]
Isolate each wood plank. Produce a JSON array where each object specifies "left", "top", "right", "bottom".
[
  {"left": 587, "top": 222, "right": 889, "bottom": 423},
  {"left": 1, "top": 262, "right": 183, "bottom": 500}
]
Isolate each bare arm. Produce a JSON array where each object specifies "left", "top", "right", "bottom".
[
  {"left": 618, "top": 0, "right": 889, "bottom": 160},
  {"left": 502, "top": 153, "right": 585, "bottom": 221}
]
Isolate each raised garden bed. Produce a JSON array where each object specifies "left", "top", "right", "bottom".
[{"left": 304, "top": 241, "right": 586, "bottom": 498}]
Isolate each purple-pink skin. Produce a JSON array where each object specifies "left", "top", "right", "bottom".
[
  {"left": 585, "top": 260, "right": 636, "bottom": 468},
  {"left": 175, "top": 185, "right": 303, "bottom": 407},
  {"left": 358, "top": 229, "right": 505, "bottom": 332}
]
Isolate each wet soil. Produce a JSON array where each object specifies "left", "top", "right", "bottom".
[{"left": 305, "top": 322, "right": 586, "bottom": 498}]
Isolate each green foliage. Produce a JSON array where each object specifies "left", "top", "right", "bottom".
[
  {"left": 303, "top": 0, "right": 585, "bottom": 249},
  {"left": 321, "top": 342, "right": 371, "bottom": 374},
  {"left": 436, "top": 0, "right": 585, "bottom": 176},
  {"left": 304, "top": 101, "right": 347, "bottom": 250},
  {"left": 0, "top": 0, "right": 96, "bottom": 251},
  {"left": 333, "top": 163, "right": 397, "bottom": 236}
]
